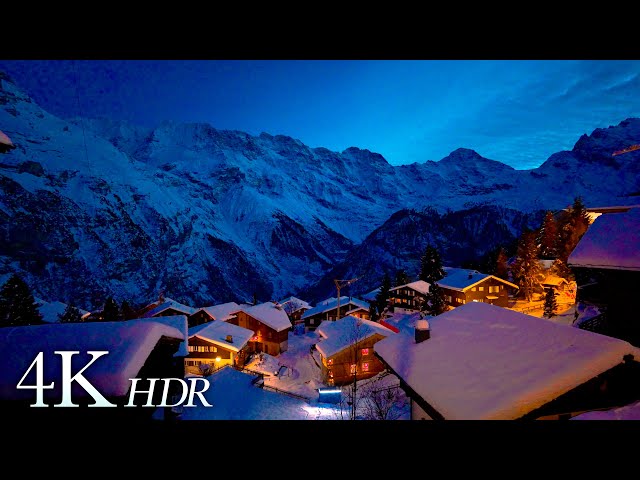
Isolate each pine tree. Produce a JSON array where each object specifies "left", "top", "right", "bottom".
[
  {"left": 102, "top": 297, "right": 121, "bottom": 322},
  {"left": 549, "top": 258, "right": 573, "bottom": 281},
  {"left": 58, "top": 304, "right": 84, "bottom": 323},
  {"left": 543, "top": 288, "right": 558, "bottom": 318},
  {"left": 419, "top": 245, "right": 446, "bottom": 284},
  {"left": 121, "top": 300, "right": 136, "bottom": 320},
  {"left": 423, "top": 283, "right": 447, "bottom": 316},
  {"left": 394, "top": 269, "right": 409, "bottom": 287},
  {"left": 556, "top": 197, "right": 591, "bottom": 262},
  {"left": 510, "top": 230, "right": 542, "bottom": 302},
  {"left": 368, "top": 302, "right": 379, "bottom": 322},
  {"left": 538, "top": 211, "right": 558, "bottom": 259},
  {"left": 0, "top": 274, "right": 43, "bottom": 327},
  {"left": 375, "top": 273, "right": 392, "bottom": 318},
  {"left": 494, "top": 247, "right": 509, "bottom": 281}
]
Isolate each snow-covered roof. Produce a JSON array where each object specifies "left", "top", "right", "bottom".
[
  {"left": 542, "top": 275, "right": 569, "bottom": 287},
  {"left": 374, "top": 302, "right": 640, "bottom": 420},
  {"left": 361, "top": 288, "right": 380, "bottom": 302},
  {"left": 390, "top": 280, "right": 430, "bottom": 295},
  {"left": 142, "top": 298, "right": 197, "bottom": 318},
  {"left": 234, "top": 302, "right": 292, "bottom": 332},
  {"left": 436, "top": 267, "right": 518, "bottom": 291},
  {"left": 133, "top": 315, "right": 189, "bottom": 357},
  {"left": 301, "top": 297, "right": 369, "bottom": 319},
  {"left": 37, "top": 300, "right": 90, "bottom": 323},
  {"left": 0, "top": 321, "right": 185, "bottom": 401},
  {"left": 568, "top": 208, "right": 640, "bottom": 271},
  {"left": 278, "top": 296, "right": 312, "bottom": 310},
  {"left": 571, "top": 400, "right": 640, "bottom": 420},
  {"left": 315, "top": 315, "right": 395, "bottom": 358},
  {"left": 189, "top": 321, "right": 254, "bottom": 352},
  {"left": 199, "top": 302, "right": 240, "bottom": 321}
]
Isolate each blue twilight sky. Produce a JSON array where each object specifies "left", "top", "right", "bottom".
[{"left": 1, "top": 60, "right": 640, "bottom": 169}]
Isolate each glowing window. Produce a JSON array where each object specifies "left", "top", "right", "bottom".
[
  {"left": 362, "top": 362, "right": 370, "bottom": 372},
  {"left": 361, "top": 348, "right": 369, "bottom": 356},
  {"left": 479, "top": 286, "right": 484, "bottom": 292},
  {"left": 327, "top": 358, "right": 333, "bottom": 365},
  {"left": 328, "top": 370, "right": 333, "bottom": 378},
  {"left": 471, "top": 287, "right": 476, "bottom": 291},
  {"left": 350, "top": 364, "right": 357, "bottom": 374}
]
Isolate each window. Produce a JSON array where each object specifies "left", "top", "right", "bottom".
[
  {"left": 445, "top": 295, "right": 452, "bottom": 303},
  {"left": 361, "top": 348, "right": 369, "bottom": 356},
  {"left": 456, "top": 297, "right": 463, "bottom": 304},
  {"left": 187, "top": 346, "right": 195, "bottom": 352},
  {"left": 350, "top": 364, "right": 357, "bottom": 374},
  {"left": 328, "top": 369, "right": 333, "bottom": 378},
  {"left": 212, "top": 346, "right": 217, "bottom": 353},
  {"left": 478, "top": 286, "right": 484, "bottom": 292},
  {"left": 362, "top": 362, "right": 369, "bottom": 372},
  {"left": 471, "top": 287, "right": 476, "bottom": 292},
  {"left": 402, "top": 298, "right": 407, "bottom": 304},
  {"left": 327, "top": 358, "right": 333, "bottom": 365},
  {"left": 309, "top": 319, "right": 315, "bottom": 325},
  {"left": 268, "top": 331, "right": 272, "bottom": 339}
]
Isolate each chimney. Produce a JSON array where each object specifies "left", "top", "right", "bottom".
[
  {"left": 415, "top": 319, "right": 430, "bottom": 344},
  {"left": 468, "top": 272, "right": 473, "bottom": 280},
  {"left": 225, "top": 334, "right": 233, "bottom": 343}
]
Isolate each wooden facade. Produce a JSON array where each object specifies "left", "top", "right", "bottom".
[
  {"left": 389, "top": 286, "right": 427, "bottom": 312},
  {"left": 187, "top": 309, "right": 215, "bottom": 328},
  {"left": 320, "top": 333, "right": 388, "bottom": 386},
  {"left": 345, "top": 307, "right": 370, "bottom": 320},
  {"left": 184, "top": 335, "right": 249, "bottom": 375},
  {"left": 230, "top": 311, "right": 290, "bottom": 356},
  {"left": 440, "top": 277, "right": 515, "bottom": 309}
]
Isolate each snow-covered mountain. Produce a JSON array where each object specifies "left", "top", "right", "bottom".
[{"left": 1, "top": 71, "right": 638, "bottom": 308}]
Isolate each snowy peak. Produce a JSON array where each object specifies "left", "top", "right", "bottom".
[
  {"left": 571, "top": 117, "right": 640, "bottom": 165},
  {"left": 438, "top": 148, "right": 515, "bottom": 171}
]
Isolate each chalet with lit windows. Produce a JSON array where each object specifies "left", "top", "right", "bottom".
[
  {"left": 389, "top": 280, "right": 430, "bottom": 313},
  {"left": 185, "top": 321, "right": 254, "bottom": 374},
  {"left": 278, "top": 296, "right": 312, "bottom": 325},
  {"left": 301, "top": 296, "right": 369, "bottom": 332},
  {"left": 344, "top": 306, "right": 370, "bottom": 320},
  {"left": 436, "top": 268, "right": 518, "bottom": 308},
  {"left": 568, "top": 207, "right": 640, "bottom": 345},
  {"left": 187, "top": 301, "right": 240, "bottom": 328},
  {"left": 228, "top": 302, "right": 292, "bottom": 356},
  {"left": 541, "top": 275, "right": 571, "bottom": 293},
  {"left": 316, "top": 315, "right": 395, "bottom": 386},
  {"left": 141, "top": 297, "right": 198, "bottom": 319},
  {"left": 374, "top": 302, "right": 640, "bottom": 420}
]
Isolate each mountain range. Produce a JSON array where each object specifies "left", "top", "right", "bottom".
[{"left": 1, "top": 71, "right": 639, "bottom": 308}]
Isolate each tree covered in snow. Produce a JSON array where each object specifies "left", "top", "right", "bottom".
[
  {"left": 394, "top": 269, "right": 410, "bottom": 287},
  {"left": 549, "top": 258, "right": 574, "bottom": 281},
  {"left": 0, "top": 274, "right": 43, "bottom": 327},
  {"left": 556, "top": 197, "right": 591, "bottom": 262},
  {"left": 537, "top": 210, "right": 558, "bottom": 259},
  {"left": 423, "top": 282, "right": 447, "bottom": 317},
  {"left": 543, "top": 288, "right": 558, "bottom": 318},
  {"left": 419, "top": 244, "right": 445, "bottom": 284},
  {"left": 510, "top": 230, "right": 542, "bottom": 302},
  {"left": 58, "top": 303, "right": 84, "bottom": 323},
  {"left": 102, "top": 296, "right": 121, "bottom": 322},
  {"left": 361, "top": 376, "right": 407, "bottom": 420}
]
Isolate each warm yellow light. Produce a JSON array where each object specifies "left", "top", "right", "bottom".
[{"left": 215, "top": 357, "right": 221, "bottom": 362}]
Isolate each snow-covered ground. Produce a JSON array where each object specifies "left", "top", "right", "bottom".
[{"left": 572, "top": 400, "right": 640, "bottom": 420}]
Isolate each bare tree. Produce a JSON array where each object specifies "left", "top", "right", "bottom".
[{"left": 361, "top": 377, "right": 407, "bottom": 420}]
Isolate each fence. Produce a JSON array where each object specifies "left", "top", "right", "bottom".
[{"left": 261, "top": 384, "right": 312, "bottom": 402}]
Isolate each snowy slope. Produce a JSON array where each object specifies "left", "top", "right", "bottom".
[{"left": 1, "top": 70, "right": 639, "bottom": 309}]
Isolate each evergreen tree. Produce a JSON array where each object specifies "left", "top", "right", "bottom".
[
  {"left": 543, "top": 288, "right": 558, "bottom": 318},
  {"left": 494, "top": 247, "right": 509, "bottom": 281},
  {"left": 368, "top": 302, "right": 379, "bottom": 322},
  {"left": 538, "top": 211, "right": 558, "bottom": 259},
  {"left": 419, "top": 245, "right": 446, "bottom": 284},
  {"left": 252, "top": 292, "right": 258, "bottom": 306},
  {"left": 556, "top": 196, "right": 591, "bottom": 262},
  {"left": 0, "top": 274, "right": 43, "bottom": 327},
  {"left": 102, "top": 297, "right": 121, "bottom": 322},
  {"left": 121, "top": 300, "right": 136, "bottom": 320},
  {"left": 510, "top": 230, "right": 542, "bottom": 302},
  {"left": 423, "top": 283, "right": 447, "bottom": 316},
  {"left": 549, "top": 258, "right": 574, "bottom": 281},
  {"left": 58, "top": 303, "right": 84, "bottom": 323},
  {"left": 394, "top": 269, "right": 410, "bottom": 287},
  {"left": 375, "top": 273, "right": 392, "bottom": 317}
]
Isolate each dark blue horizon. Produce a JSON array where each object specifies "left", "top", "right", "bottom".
[{"left": 1, "top": 59, "right": 640, "bottom": 169}]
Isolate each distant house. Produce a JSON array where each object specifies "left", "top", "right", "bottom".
[
  {"left": 360, "top": 288, "right": 380, "bottom": 303},
  {"left": 35, "top": 299, "right": 91, "bottom": 323},
  {"left": 374, "top": 302, "right": 640, "bottom": 420},
  {"left": 228, "top": 302, "right": 292, "bottom": 356},
  {"left": 344, "top": 306, "right": 370, "bottom": 320},
  {"left": 188, "top": 302, "right": 240, "bottom": 328},
  {"left": 301, "top": 296, "right": 369, "bottom": 332},
  {"left": 436, "top": 268, "right": 518, "bottom": 308},
  {"left": 0, "top": 320, "right": 186, "bottom": 416},
  {"left": 541, "top": 275, "right": 570, "bottom": 293},
  {"left": 316, "top": 315, "right": 395, "bottom": 386},
  {"left": 568, "top": 207, "right": 640, "bottom": 345},
  {"left": 278, "top": 296, "right": 312, "bottom": 325},
  {"left": 389, "top": 280, "right": 430, "bottom": 313},
  {"left": 0, "top": 130, "right": 15, "bottom": 154},
  {"left": 185, "top": 321, "right": 254, "bottom": 374},
  {"left": 142, "top": 297, "right": 198, "bottom": 319}
]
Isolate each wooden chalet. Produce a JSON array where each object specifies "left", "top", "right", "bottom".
[
  {"left": 187, "top": 302, "right": 240, "bottom": 328},
  {"left": 436, "top": 268, "right": 518, "bottom": 308},
  {"left": 140, "top": 297, "right": 198, "bottom": 319},
  {"left": 228, "top": 302, "right": 292, "bottom": 356},
  {"left": 185, "top": 321, "right": 254, "bottom": 374},
  {"left": 388, "top": 280, "right": 430, "bottom": 313},
  {"left": 374, "top": 302, "right": 640, "bottom": 420},
  {"left": 278, "top": 296, "right": 312, "bottom": 325},
  {"left": 301, "top": 296, "right": 369, "bottom": 332},
  {"left": 315, "top": 316, "right": 395, "bottom": 386}
]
